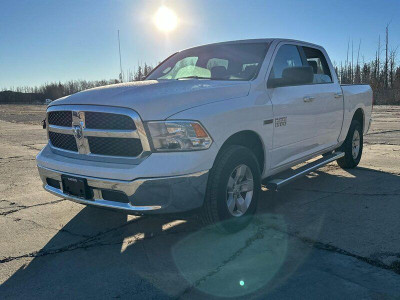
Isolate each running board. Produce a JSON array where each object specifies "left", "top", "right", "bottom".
[{"left": 264, "top": 152, "right": 345, "bottom": 191}]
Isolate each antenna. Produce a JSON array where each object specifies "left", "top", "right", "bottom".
[{"left": 118, "top": 30, "right": 123, "bottom": 82}]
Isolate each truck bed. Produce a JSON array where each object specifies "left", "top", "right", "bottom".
[{"left": 340, "top": 84, "right": 373, "bottom": 137}]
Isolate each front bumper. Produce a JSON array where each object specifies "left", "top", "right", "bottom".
[{"left": 38, "top": 165, "right": 209, "bottom": 214}]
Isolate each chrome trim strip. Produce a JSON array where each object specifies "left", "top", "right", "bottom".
[
  {"left": 83, "top": 128, "right": 140, "bottom": 139},
  {"left": 263, "top": 119, "right": 273, "bottom": 125},
  {"left": 50, "top": 147, "right": 150, "bottom": 164},
  {"left": 48, "top": 125, "right": 73, "bottom": 135},
  {"left": 45, "top": 184, "right": 161, "bottom": 211},
  {"left": 49, "top": 125, "right": 140, "bottom": 139},
  {"left": 133, "top": 117, "right": 151, "bottom": 153}
]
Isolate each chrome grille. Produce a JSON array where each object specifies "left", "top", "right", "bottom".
[
  {"left": 85, "top": 112, "right": 136, "bottom": 130},
  {"left": 87, "top": 136, "right": 143, "bottom": 157},
  {"left": 46, "top": 106, "right": 150, "bottom": 162},
  {"left": 49, "top": 131, "right": 78, "bottom": 152},
  {"left": 48, "top": 111, "right": 72, "bottom": 127}
]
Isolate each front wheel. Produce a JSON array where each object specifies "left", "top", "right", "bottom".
[
  {"left": 337, "top": 119, "right": 363, "bottom": 169},
  {"left": 201, "top": 145, "right": 261, "bottom": 233}
]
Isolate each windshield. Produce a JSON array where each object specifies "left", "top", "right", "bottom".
[{"left": 147, "top": 42, "right": 269, "bottom": 81}]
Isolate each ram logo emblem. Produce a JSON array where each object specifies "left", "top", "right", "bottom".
[{"left": 73, "top": 124, "right": 83, "bottom": 140}]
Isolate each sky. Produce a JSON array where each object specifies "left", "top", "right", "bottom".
[{"left": 1, "top": 0, "right": 399, "bottom": 89}]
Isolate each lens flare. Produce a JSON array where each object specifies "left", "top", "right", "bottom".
[{"left": 154, "top": 6, "right": 178, "bottom": 32}]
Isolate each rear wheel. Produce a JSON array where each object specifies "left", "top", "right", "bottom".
[
  {"left": 201, "top": 145, "right": 261, "bottom": 233},
  {"left": 337, "top": 119, "right": 363, "bottom": 169}
]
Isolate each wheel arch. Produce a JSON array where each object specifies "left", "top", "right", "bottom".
[
  {"left": 216, "top": 130, "right": 265, "bottom": 173},
  {"left": 353, "top": 108, "right": 365, "bottom": 132}
]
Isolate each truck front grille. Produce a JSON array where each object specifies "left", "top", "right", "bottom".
[
  {"left": 46, "top": 107, "right": 149, "bottom": 161},
  {"left": 48, "top": 111, "right": 72, "bottom": 127},
  {"left": 85, "top": 112, "right": 136, "bottom": 130},
  {"left": 49, "top": 131, "right": 78, "bottom": 152},
  {"left": 87, "top": 136, "right": 143, "bottom": 157}
]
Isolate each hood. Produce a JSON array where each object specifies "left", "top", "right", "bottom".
[{"left": 50, "top": 80, "right": 251, "bottom": 120}]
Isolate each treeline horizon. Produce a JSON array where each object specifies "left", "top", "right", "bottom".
[
  {"left": 2, "top": 26, "right": 400, "bottom": 105},
  {"left": 0, "top": 63, "right": 155, "bottom": 104},
  {"left": 333, "top": 24, "right": 400, "bottom": 105}
]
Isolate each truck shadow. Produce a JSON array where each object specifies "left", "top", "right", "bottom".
[{"left": 1, "top": 166, "right": 399, "bottom": 299}]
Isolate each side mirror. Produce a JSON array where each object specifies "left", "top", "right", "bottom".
[{"left": 268, "top": 66, "right": 314, "bottom": 88}]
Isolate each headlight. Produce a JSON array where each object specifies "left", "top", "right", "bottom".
[{"left": 147, "top": 121, "right": 212, "bottom": 152}]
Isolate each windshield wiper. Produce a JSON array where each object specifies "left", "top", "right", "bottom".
[{"left": 176, "top": 76, "right": 211, "bottom": 80}]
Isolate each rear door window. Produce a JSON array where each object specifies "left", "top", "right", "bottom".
[{"left": 301, "top": 47, "right": 332, "bottom": 83}]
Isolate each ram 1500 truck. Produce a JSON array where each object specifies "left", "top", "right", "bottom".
[{"left": 37, "top": 39, "right": 373, "bottom": 232}]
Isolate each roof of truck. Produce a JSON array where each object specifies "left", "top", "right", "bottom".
[{"left": 182, "top": 38, "right": 323, "bottom": 51}]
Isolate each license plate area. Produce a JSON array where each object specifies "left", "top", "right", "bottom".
[{"left": 61, "top": 175, "right": 93, "bottom": 200}]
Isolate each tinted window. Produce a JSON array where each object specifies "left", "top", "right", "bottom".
[
  {"left": 147, "top": 43, "right": 269, "bottom": 81},
  {"left": 268, "top": 45, "right": 303, "bottom": 80},
  {"left": 302, "top": 46, "right": 332, "bottom": 83}
]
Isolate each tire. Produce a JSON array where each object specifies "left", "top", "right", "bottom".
[
  {"left": 201, "top": 145, "right": 261, "bottom": 233},
  {"left": 337, "top": 119, "right": 363, "bottom": 169}
]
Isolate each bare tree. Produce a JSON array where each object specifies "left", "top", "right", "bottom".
[
  {"left": 384, "top": 23, "right": 390, "bottom": 89},
  {"left": 389, "top": 47, "right": 398, "bottom": 88}
]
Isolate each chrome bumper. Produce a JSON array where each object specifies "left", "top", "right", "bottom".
[{"left": 37, "top": 165, "right": 209, "bottom": 214}]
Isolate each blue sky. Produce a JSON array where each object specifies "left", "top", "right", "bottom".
[{"left": 1, "top": 0, "right": 399, "bottom": 88}]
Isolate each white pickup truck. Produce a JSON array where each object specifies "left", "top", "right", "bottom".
[{"left": 37, "top": 39, "right": 372, "bottom": 232}]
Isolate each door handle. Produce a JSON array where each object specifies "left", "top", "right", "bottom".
[
  {"left": 334, "top": 93, "right": 343, "bottom": 98},
  {"left": 303, "top": 96, "right": 315, "bottom": 103}
]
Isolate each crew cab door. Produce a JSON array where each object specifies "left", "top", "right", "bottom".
[
  {"left": 267, "top": 43, "right": 321, "bottom": 169},
  {"left": 300, "top": 46, "right": 344, "bottom": 147}
]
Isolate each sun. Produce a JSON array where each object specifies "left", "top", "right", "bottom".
[{"left": 154, "top": 6, "right": 178, "bottom": 32}]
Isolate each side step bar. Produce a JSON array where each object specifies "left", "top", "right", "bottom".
[{"left": 264, "top": 152, "right": 345, "bottom": 191}]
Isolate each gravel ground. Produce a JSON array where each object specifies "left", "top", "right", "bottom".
[
  {"left": 0, "top": 105, "right": 46, "bottom": 125},
  {"left": 0, "top": 105, "right": 399, "bottom": 299}
]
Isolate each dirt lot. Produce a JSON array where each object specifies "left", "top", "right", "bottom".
[
  {"left": 0, "top": 105, "right": 399, "bottom": 299},
  {"left": 0, "top": 105, "right": 47, "bottom": 125}
]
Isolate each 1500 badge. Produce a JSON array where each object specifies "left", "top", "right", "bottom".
[{"left": 275, "top": 117, "right": 287, "bottom": 127}]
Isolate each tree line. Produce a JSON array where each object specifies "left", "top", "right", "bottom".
[
  {"left": 334, "top": 24, "right": 399, "bottom": 104},
  {"left": 0, "top": 63, "right": 154, "bottom": 104}
]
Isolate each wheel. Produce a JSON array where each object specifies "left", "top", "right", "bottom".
[
  {"left": 201, "top": 145, "right": 261, "bottom": 233},
  {"left": 337, "top": 119, "right": 363, "bottom": 169}
]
